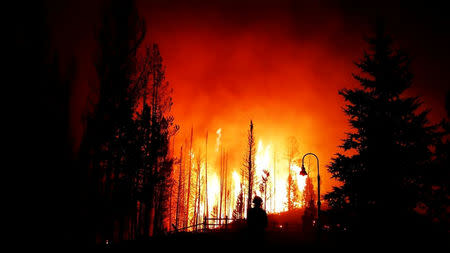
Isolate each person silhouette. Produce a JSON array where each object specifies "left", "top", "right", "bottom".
[{"left": 247, "top": 196, "right": 268, "bottom": 241}]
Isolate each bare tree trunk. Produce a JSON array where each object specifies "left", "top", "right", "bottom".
[
  {"left": 246, "top": 121, "right": 255, "bottom": 218},
  {"left": 219, "top": 148, "right": 223, "bottom": 226},
  {"left": 185, "top": 128, "right": 193, "bottom": 229},
  {"left": 175, "top": 146, "right": 183, "bottom": 230},
  {"left": 224, "top": 151, "right": 228, "bottom": 218},
  {"left": 273, "top": 150, "right": 276, "bottom": 212},
  {"left": 195, "top": 154, "right": 201, "bottom": 230},
  {"left": 204, "top": 132, "right": 208, "bottom": 228}
]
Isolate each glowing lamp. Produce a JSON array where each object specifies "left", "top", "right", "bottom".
[{"left": 299, "top": 164, "right": 307, "bottom": 176}]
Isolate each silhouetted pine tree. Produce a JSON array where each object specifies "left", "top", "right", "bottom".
[
  {"left": 134, "top": 44, "right": 178, "bottom": 237},
  {"left": 325, "top": 22, "right": 437, "bottom": 233},
  {"left": 244, "top": 121, "right": 256, "bottom": 217},
  {"left": 78, "top": 0, "right": 145, "bottom": 243},
  {"left": 146, "top": 44, "right": 178, "bottom": 235},
  {"left": 423, "top": 91, "right": 449, "bottom": 233},
  {"left": 285, "top": 136, "right": 299, "bottom": 210}
]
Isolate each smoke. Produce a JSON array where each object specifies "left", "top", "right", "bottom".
[{"left": 50, "top": 0, "right": 449, "bottom": 197}]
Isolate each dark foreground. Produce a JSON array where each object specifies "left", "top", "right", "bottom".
[{"left": 97, "top": 229, "right": 448, "bottom": 251}]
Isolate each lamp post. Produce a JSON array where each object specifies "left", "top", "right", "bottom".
[{"left": 299, "top": 152, "right": 320, "bottom": 239}]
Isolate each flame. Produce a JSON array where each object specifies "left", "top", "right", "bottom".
[
  {"left": 254, "top": 140, "right": 272, "bottom": 206},
  {"left": 274, "top": 177, "right": 288, "bottom": 213},
  {"left": 215, "top": 128, "right": 221, "bottom": 152},
  {"left": 174, "top": 136, "right": 312, "bottom": 230},
  {"left": 208, "top": 172, "right": 220, "bottom": 213},
  {"left": 253, "top": 139, "right": 307, "bottom": 213},
  {"left": 292, "top": 163, "right": 307, "bottom": 198},
  {"left": 255, "top": 140, "right": 272, "bottom": 180},
  {"left": 232, "top": 171, "right": 241, "bottom": 202}
]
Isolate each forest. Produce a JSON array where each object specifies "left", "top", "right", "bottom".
[{"left": 12, "top": 0, "right": 449, "bottom": 249}]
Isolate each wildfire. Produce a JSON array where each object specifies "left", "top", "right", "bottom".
[
  {"left": 254, "top": 139, "right": 307, "bottom": 213},
  {"left": 172, "top": 133, "right": 312, "bottom": 230},
  {"left": 201, "top": 138, "right": 309, "bottom": 217},
  {"left": 232, "top": 171, "right": 241, "bottom": 206},
  {"left": 208, "top": 172, "right": 220, "bottom": 212},
  {"left": 292, "top": 164, "right": 307, "bottom": 196},
  {"left": 255, "top": 140, "right": 272, "bottom": 180},
  {"left": 215, "top": 128, "right": 221, "bottom": 152}
]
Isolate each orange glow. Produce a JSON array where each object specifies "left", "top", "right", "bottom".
[
  {"left": 231, "top": 170, "right": 241, "bottom": 217},
  {"left": 185, "top": 137, "right": 317, "bottom": 228},
  {"left": 207, "top": 172, "right": 220, "bottom": 212},
  {"left": 137, "top": 2, "right": 361, "bottom": 226},
  {"left": 142, "top": 10, "right": 353, "bottom": 215},
  {"left": 292, "top": 164, "right": 307, "bottom": 197}
]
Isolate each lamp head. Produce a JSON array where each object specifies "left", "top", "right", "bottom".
[{"left": 300, "top": 164, "right": 307, "bottom": 176}]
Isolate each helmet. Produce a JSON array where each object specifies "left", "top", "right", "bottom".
[{"left": 253, "top": 196, "right": 263, "bottom": 206}]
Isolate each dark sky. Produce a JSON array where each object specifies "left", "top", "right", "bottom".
[
  {"left": 39, "top": 0, "right": 450, "bottom": 194},
  {"left": 45, "top": 0, "right": 449, "bottom": 125}
]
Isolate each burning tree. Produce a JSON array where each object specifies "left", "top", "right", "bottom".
[
  {"left": 193, "top": 149, "right": 203, "bottom": 228},
  {"left": 259, "top": 170, "right": 271, "bottom": 210},
  {"left": 185, "top": 127, "right": 193, "bottom": 229},
  {"left": 302, "top": 172, "right": 316, "bottom": 209},
  {"left": 302, "top": 165, "right": 316, "bottom": 232},
  {"left": 285, "top": 172, "right": 300, "bottom": 211},
  {"left": 285, "top": 137, "right": 300, "bottom": 211},
  {"left": 219, "top": 149, "right": 229, "bottom": 224}
]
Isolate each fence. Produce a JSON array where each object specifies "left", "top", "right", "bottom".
[
  {"left": 170, "top": 216, "right": 245, "bottom": 233},
  {"left": 170, "top": 217, "right": 305, "bottom": 234}
]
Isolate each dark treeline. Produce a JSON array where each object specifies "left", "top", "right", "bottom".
[
  {"left": 77, "top": 0, "right": 177, "bottom": 244},
  {"left": 11, "top": 0, "right": 77, "bottom": 247},
  {"left": 12, "top": 0, "right": 178, "bottom": 247},
  {"left": 324, "top": 21, "right": 449, "bottom": 245}
]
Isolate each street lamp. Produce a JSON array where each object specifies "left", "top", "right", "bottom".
[{"left": 300, "top": 152, "right": 320, "bottom": 239}]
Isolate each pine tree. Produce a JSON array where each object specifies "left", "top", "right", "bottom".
[
  {"left": 285, "top": 173, "right": 300, "bottom": 211},
  {"left": 285, "top": 137, "right": 299, "bottom": 211},
  {"left": 423, "top": 92, "right": 449, "bottom": 231},
  {"left": 146, "top": 44, "right": 178, "bottom": 235},
  {"left": 325, "top": 22, "right": 437, "bottom": 231},
  {"left": 244, "top": 121, "right": 256, "bottom": 217},
  {"left": 78, "top": 0, "right": 145, "bottom": 243},
  {"left": 302, "top": 174, "right": 315, "bottom": 209},
  {"left": 302, "top": 171, "right": 316, "bottom": 232}
]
